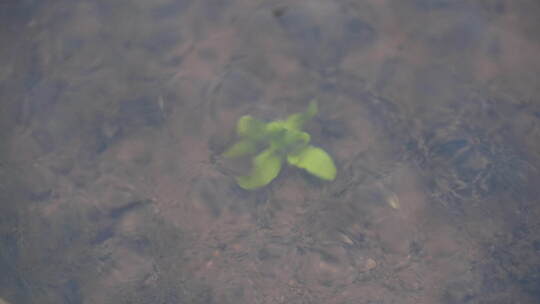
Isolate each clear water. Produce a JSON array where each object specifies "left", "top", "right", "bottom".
[{"left": 1, "top": 1, "right": 540, "bottom": 303}]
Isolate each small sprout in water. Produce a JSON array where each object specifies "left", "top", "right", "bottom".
[{"left": 223, "top": 99, "right": 337, "bottom": 190}]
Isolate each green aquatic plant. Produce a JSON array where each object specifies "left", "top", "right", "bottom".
[{"left": 223, "top": 99, "right": 337, "bottom": 190}]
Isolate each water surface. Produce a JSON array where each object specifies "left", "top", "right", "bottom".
[{"left": 1, "top": 1, "right": 540, "bottom": 303}]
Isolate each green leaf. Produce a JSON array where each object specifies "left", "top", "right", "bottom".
[
  {"left": 284, "top": 99, "right": 318, "bottom": 130},
  {"left": 236, "top": 149, "right": 283, "bottom": 190},
  {"left": 237, "top": 115, "right": 267, "bottom": 140},
  {"left": 265, "top": 120, "right": 286, "bottom": 134},
  {"left": 282, "top": 130, "right": 310, "bottom": 154},
  {"left": 306, "top": 99, "right": 318, "bottom": 117},
  {"left": 284, "top": 130, "right": 310, "bottom": 146},
  {"left": 287, "top": 145, "right": 336, "bottom": 180},
  {"left": 223, "top": 139, "right": 257, "bottom": 158}
]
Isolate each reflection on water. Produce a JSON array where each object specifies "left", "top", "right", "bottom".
[{"left": 2, "top": 0, "right": 540, "bottom": 303}]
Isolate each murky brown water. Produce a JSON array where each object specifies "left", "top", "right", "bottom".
[{"left": 2, "top": 0, "right": 540, "bottom": 303}]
